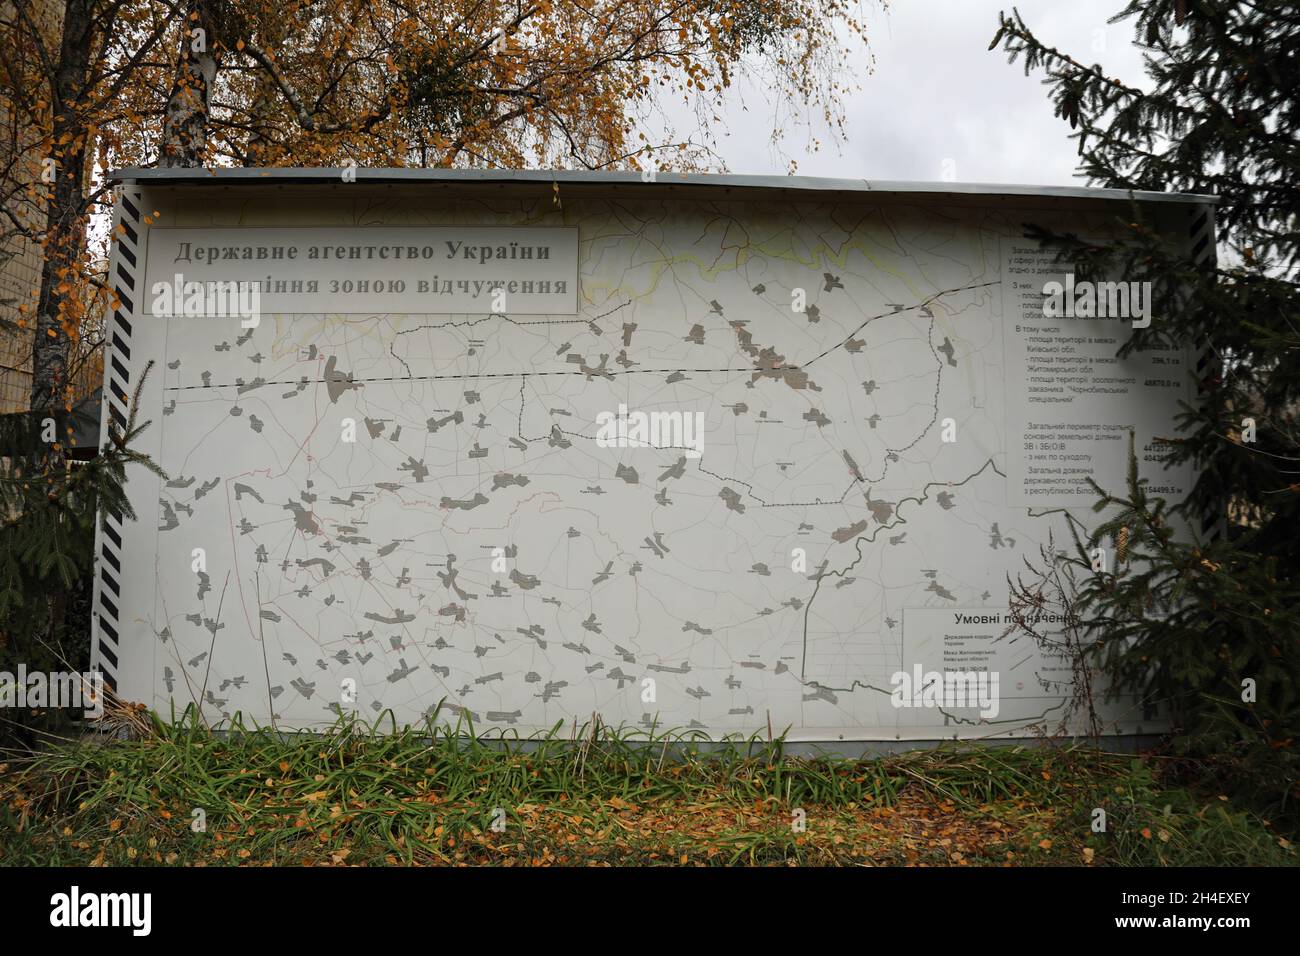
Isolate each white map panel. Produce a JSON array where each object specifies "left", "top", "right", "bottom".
[{"left": 95, "top": 185, "right": 1198, "bottom": 740}]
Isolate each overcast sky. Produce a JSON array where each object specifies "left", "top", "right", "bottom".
[{"left": 673, "top": 0, "right": 1150, "bottom": 187}]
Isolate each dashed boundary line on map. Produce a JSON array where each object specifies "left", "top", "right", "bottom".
[{"left": 161, "top": 280, "right": 1000, "bottom": 392}]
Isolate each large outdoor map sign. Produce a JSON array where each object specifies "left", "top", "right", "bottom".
[{"left": 92, "top": 170, "right": 1214, "bottom": 741}]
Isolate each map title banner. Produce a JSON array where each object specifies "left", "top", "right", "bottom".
[{"left": 146, "top": 226, "right": 579, "bottom": 315}]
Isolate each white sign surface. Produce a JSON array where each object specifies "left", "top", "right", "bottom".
[{"left": 94, "top": 185, "right": 1199, "bottom": 740}]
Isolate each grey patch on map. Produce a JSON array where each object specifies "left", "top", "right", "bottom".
[
  {"left": 248, "top": 414, "right": 264, "bottom": 433},
  {"left": 323, "top": 355, "right": 358, "bottom": 403},
  {"left": 719, "top": 487, "right": 745, "bottom": 513},
  {"left": 487, "top": 710, "right": 521, "bottom": 723},
  {"left": 435, "top": 702, "right": 478, "bottom": 723},
  {"left": 842, "top": 451, "right": 862, "bottom": 481},
  {"left": 665, "top": 371, "right": 687, "bottom": 384},
  {"left": 291, "top": 677, "right": 316, "bottom": 699},
  {"left": 654, "top": 488, "right": 671, "bottom": 505},
  {"left": 647, "top": 662, "right": 690, "bottom": 674},
  {"left": 926, "top": 580, "right": 957, "bottom": 601},
  {"left": 832, "top": 519, "right": 867, "bottom": 543},
  {"left": 803, "top": 683, "right": 838, "bottom": 704},
  {"left": 163, "top": 667, "right": 175, "bottom": 692},
  {"left": 517, "top": 624, "right": 546, "bottom": 648},
  {"left": 508, "top": 569, "right": 540, "bottom": 591},
  {"left": 195, "top": 478, "right": 219, "bottom": 499},
  {"left": 282, "top": 502, "right": 320, "bottom": 534},
  {"left": 937, "top": 491, "right": 956, "bottom": 510},
  {"left": 658, "top": 457, "right": 686, "bottom": 482},
  {"left": 580, "top": 355, "right": 613, "bottom": 380},
  {"left": 468, "top": 442, "right": 488, "bottom": 459},
  {"left": 296, "top": 557, "right": 335, "bottom": 576},
  {"left": 685, "top": 324, "right": 705, "bottom": 345},
  {"left": 866, "top": 494, "right": 895, "bottom": 524},
  {"left": 236, "top": 377, "right": 266, "bottom": 395},
  {"left": 158, "top": 501, "right": 179, "bottom": 532},
  {"left": 686, "top": 686, "right": 710, "bottom": 699},
  {"left": 233, "top": 482, "right": 264, "bottom": 503},
  {"left": 581, "top": 613, "right": 602, "bottom": 634},
  {"left": 643, "top": 532, "right": 669, "bottom": 558},
  {"left": 805, "top": 304, "right": 820, "bottom": 323},
  {"left": 492, "top": 472, "right": 529, "bottom": 490},
  {"left": 364, "top": 418, "right": 385, "bottom": 439},
  {"left": 387, "top": 659, "right": 419, "bottom": 682},
  {"left": 400, "top": 457, "right": 430, "bottom": 482},
  {"left": 937, "top": 337, "right": 957, "bottom": 367},
  {"left": 196, "top": 572, "right": 211, "bottom": 599},
  {"left": 365, "top": 608, "right": 414, "bottom": 625},
  {"left": 615, "top": 463, "right": 639, "bottom": 484},
  {"left": 548, "top": 425, "right": 572, "bottom": 448},
  {"left": 166, "top": 475, "right": 195, "bottom": 489},
  {"left": 683, "top": 622, "right": 712, "bottom": 635},
  {"left": 426, "top": 410, "right": 462, "bottom": 433},
  {"left": 750, "top": 563, "right": 771, "bottom": 576}
]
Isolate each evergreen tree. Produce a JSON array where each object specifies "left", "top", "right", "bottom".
[
  {"left": 993, "top": 1, "right": 1300, "bottom": 822},
  {"left": 0, "top": 352, "right": 162, "bottom": 745}
]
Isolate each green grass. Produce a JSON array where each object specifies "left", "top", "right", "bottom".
[{"left": 0, "top": 711, "right": 1293, "bottom": 866}]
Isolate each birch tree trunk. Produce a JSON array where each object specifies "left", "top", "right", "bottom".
[
  {"left": 30, "top": 0, "right": 93, "bottom": 448},
  {"left": 159, "top": 1, "right": 218, "bottom": 167}
]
